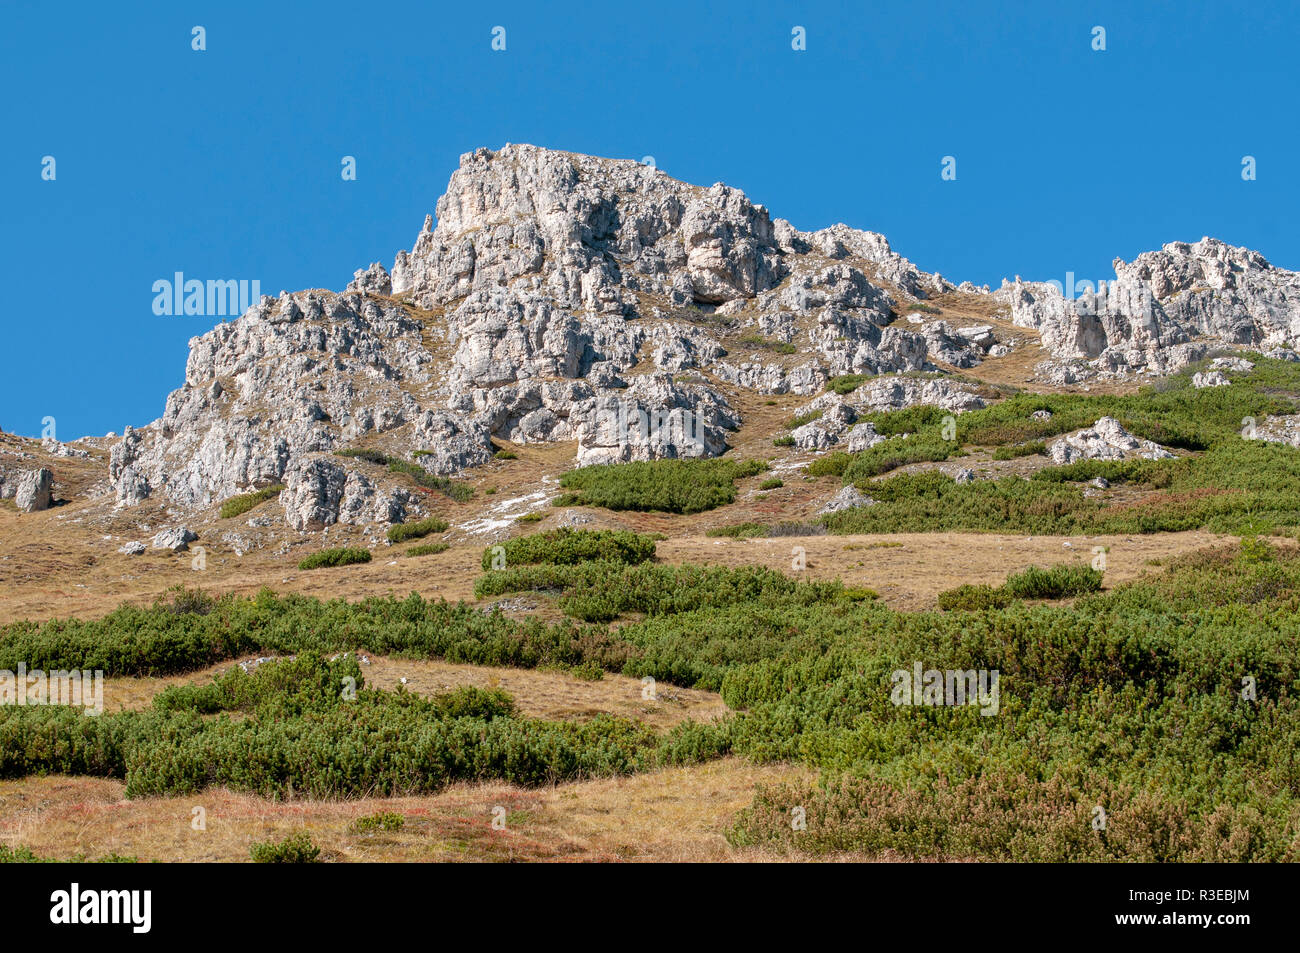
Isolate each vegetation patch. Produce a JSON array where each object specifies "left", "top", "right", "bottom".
[
  {"left": 557, "top": 458, "right": 767, "bottom": 514},
  {"left": 219, "top": 485, "right": 284, "bottom": 520},
  {"left": 482, "top": 528, "right": 657, "bottom": 571},
  {"left": 386, "top": 517, "right": 450, "bottom": 544},
  {"left": 298, "top": 547, "right": 372, "bottom": 570},
  {"left": 250, "top": 832, "right": 321, "bottom": 863}
]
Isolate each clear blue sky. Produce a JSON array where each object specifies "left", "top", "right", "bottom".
[{"left": 3, "top": 0, "right": 1296, "bottom": 439}]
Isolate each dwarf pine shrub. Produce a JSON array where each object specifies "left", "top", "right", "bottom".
[{"left": 298, "top": 547, "right": 372, "bottom": 570}]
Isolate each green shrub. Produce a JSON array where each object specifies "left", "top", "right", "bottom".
[
  {"left": 991, "top": 442, "right": 1046, "bottom": 461},
  {"left": 738, "top": 334, "right": 796, "bottom": 355},
  {"left": 403, "top": 542, "right": 450, "bottom": 557},
  {"left": 773, "top": 436, "right": 795, "bottom": 447},
  {"left": 495, "top": 449, "right": 519, "bottom": 460},
  {"left": 1004, "top": 564, "right": 1104, "bottom": 599},
  {"left": 298, "top": 547, "right": 372, "bottom": 570},
  {"left": 936, "top": 584, "right": 1013, "bottom": 611},
  {"left": 557, "top": 459, "right": 767, "bottom": 514},
  {"left": 351, "top": 812, "right": 405, "bottom": 834},
  {"left": 250, "top": 832, "right": 321, "bottom": 863},
  {"left": 334, "top": 450, "right": 474, "bottom": 502},
  {"left": 706, "top": 523, "right": 767, "bottom": 539},
  {"left": 515, "top": 511, "right": 546, "bottom": 523},
  {"left": 387, "top": 459, "right": 474, "bottom": 503},
  {"left": 482, "top": 528, "right": 657, "bottom": 571},
  {"left": 386, "top": 517, "right": 450, "bottom": 544},
  {"left": 334, "top": 448, "right": 389, "bottom": 464},
  {"left": 219, "top": 485, "right": 284, "bottom": 520},
  {"left": 759, "top": 478, "right": 784, "bottom": 490},
  {"left": 827, "top": 374, "right": 873, "bottom": 395}
]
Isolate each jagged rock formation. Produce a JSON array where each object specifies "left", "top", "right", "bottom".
[
  {"left": 1001, "top": 238, "right": 1300, "bottom": 380},
  {"left": 101, "top": 145, "right": 1300, "bottom": 530}
]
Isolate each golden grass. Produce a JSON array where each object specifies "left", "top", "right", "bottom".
[{"left": 0, "top": 760, "right": 829, "bottom": 863}]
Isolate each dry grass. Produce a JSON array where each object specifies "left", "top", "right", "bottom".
[
  {"left": 0, "top": 760, "right": 830, "bottom": 863},
  {"left": 101, "top": 655, "right": 730, "bottom": 728}
]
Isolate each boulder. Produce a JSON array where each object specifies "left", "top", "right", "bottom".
[
  {"left": 15, "top": 468, "right": 53, "bottom": 512},
  {"left": 151, "top": 527, "right": 198, "bottom": 552},
  {"left": 818, "top": 485, "right": 875, "bottom": 515}
]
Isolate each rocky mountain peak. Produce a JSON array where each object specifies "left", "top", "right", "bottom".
[{"left": 103, "top": 144, "right": 1300, "bottom": 533}]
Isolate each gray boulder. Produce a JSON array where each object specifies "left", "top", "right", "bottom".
[
  {"left": 151, "top": 527, "right": 198, "bottom": 552},
  {"left": 15, "top": 468, "right": 53, "bottom": 512}
]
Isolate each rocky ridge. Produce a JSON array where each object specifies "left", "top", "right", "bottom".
[{"left": 87, "top": 144, "right": 1300, "bottom": 534}]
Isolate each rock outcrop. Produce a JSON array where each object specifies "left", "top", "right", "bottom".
[
  {"left": 1002, "top": 238, "right": 1300, "bottom": 378},
  {"left": 101, "top": 145, "right": 1300, "bottom": 534},
  {"left": 1048, "top": 418, "right": 1176, "bottom": 465},
  {"left": 15, "top": 468, "right": 53, "bottom": 512}
]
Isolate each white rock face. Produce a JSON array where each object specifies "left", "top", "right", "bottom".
[
  {"left": 108, "top": 146, "right": 973, "bottom": 519},
  {"left": 1048, "top": 417, "right": 1176, "bottom": 465},
  {"left": 101, "top": 145, "right": 1300, "bottom": 529},
  {"left": 15, "top": 468, "right": 53, "bottom": 512},
  {"left": 118, "top": 540, "right": 146, "bottom": 555},
  {"left": 1002, "top": 238, "right": 1300, "bottom": 377}
]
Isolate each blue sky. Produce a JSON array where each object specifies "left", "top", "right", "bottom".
[{"left": 3, "top": 0, "right": 1296, "bottom": 438}]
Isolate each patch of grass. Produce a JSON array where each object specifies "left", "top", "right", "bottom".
[
  {"left": 482, "top": 528, "right": 657, "bottom": 571},
  {"left": 991, "top": 441, "right": 1046, "bottom": 461},
  {"left": 557, "top": 458, "right": 767, "bottom": 514},
  {"left": 386, "top": 517, "right": 450, "bottom": 544},
  {"left": 1004, "top": 564, "right": 1104, "bottom": 599},
  {"left": 787, "top": 409, "right": 823, "bottom": 429},
  {"left": 936, "top": 583, "right": 1014, "bottom": 611},
  {"left": 386, "top": 459, "right": 475, "bottom": 503},
  {"left": 827, "top": 374, "right": 873, "bottom": 395},
  {"left": 759, "top": 477, "right": 784, "bottom": 490},
  {"left": 218, "top": 485, "right": 285, "bottom": 520},
  {"left": 351, "top": 812, "right": 405, "bottom": 834},
  {"left": 773, "top": 436, "right": 795, "bottom": 448},
  {"left": 404, "top": 542, "right": 449, "bottom": 557},
  {"left": 298, "top": 547, "right": 373, "bottom": 570},
  {"left": 514, "top": 511, "right": 546, "bottom": 524},
  {"left": 494, "top": 449, "right": 519, "bottom": 460},
  {"left": 706, "top": 523, "right": 767, "bottom": 539},
  {"left": 737, "top": 334, "right": 797, "bottom": 355},
  {"left": 334, "top": 448, "right": 389, "bottom": 464},
  {"left": 250, "top": 832, "right": 321, "bottom": 863}
]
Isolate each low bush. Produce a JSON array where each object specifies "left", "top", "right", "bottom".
[
  {"left": 404, "top": 542, "right": 449, "bottom": 557},
  {"left": 936, "top": 584, "right": 1013, "bottom": 611},
  {"left": 482, "top": 528, "right": 657, "bottom": 571},
  {"left": 219, "top": 485, "right": 284, "bottom": 520},
  {"left": 386, "top": 517, "right": 449, "bottom": 544},
  {"left": 250, "top": 832, "right": 321, "bottom": 863},
  {"left": 1004, "top": 564, "right": 1104, "bottom": 599},
  {"left": 991, "top": 442, "right": 1046, "bottom": 461},
  {"left": 557, "top": 459, "right": 767, "bottom": 514},
  {"left": 298, "top": 547, "right": 372, "bottom": 570},
  {"left": 351, "top": 812, "right": 405, "bottom": 834}
]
